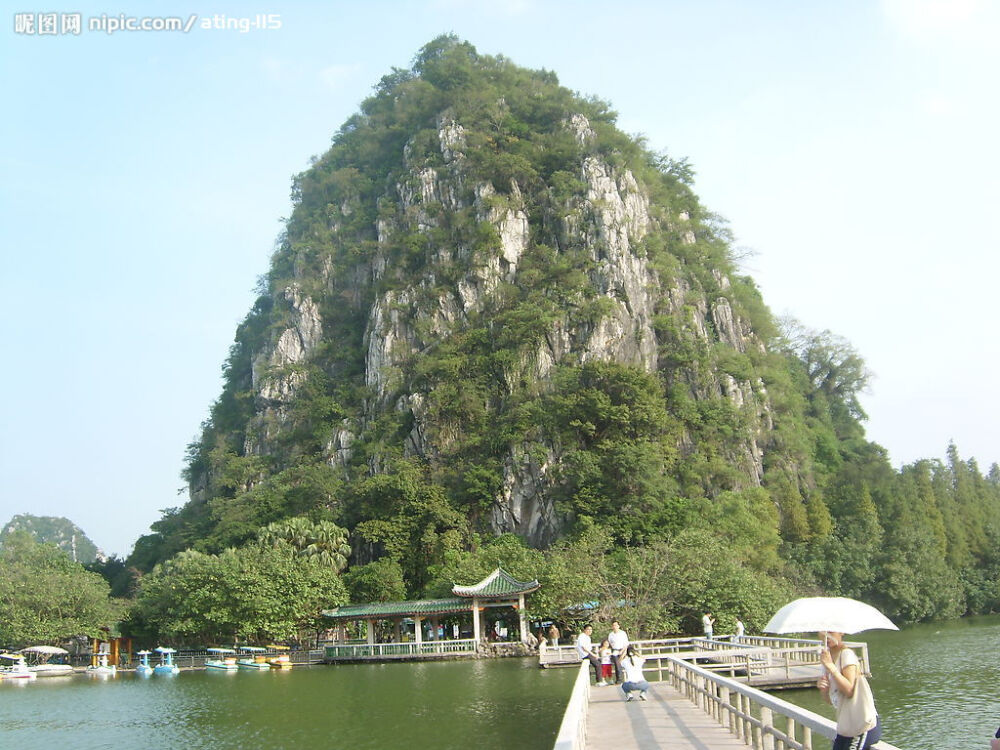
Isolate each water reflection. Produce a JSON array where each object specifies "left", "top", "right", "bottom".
[{"left": 0, "top": 658, "right": 574, "bottom": 750}]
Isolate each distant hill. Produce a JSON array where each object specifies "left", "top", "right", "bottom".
[{"left": 0, "top": 514, "right": 101, "bottom": 563}]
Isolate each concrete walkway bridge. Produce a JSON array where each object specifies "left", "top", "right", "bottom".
[{"left": 550, "top": 636, "right": 902, "bottom": 750}]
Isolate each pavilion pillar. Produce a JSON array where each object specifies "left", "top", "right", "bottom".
[
  {"left": 392, "top": 619, "right": 402, "bottom": 643},
  {"left": 430, "top": 616, "right": 440, "bottom": 640},
  {"left": 366, "top": 619, "right": 376, "bottom": 646},
  {"left": 472, "top": 597, "right": 481, "bottom": 648},
  {"left": 415, "top": 617, "right": 424, "bottom": 645},
  {"left": 518, "top": 593, "right": 528, "bottom": 644}
]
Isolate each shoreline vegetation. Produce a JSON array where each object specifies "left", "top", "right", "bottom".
[{"left": 4, "top": 37, "right": 999, "bottom": 651}]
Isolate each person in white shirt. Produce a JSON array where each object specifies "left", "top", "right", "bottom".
[
  {"left": 702, "top": 612, "right": 715, "bottom": 638},
  {"left": 818, "top": 631, "right": 881, "bottom": 749},
  {"left": 620, "top": 645, "right": 649, "bottom": 701},
  {"left": 575, "top": 624, "right": 605, "bottom": 685},
  {"left": 607, "top": 620, "right": 629, "bottom": 684},
  {"left": 734, "top": 617, "right": 745, "bottom": 643}
]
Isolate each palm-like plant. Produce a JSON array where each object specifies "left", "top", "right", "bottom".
[{"left": 259, "top": 517, "right": 350, "bottom": 573}]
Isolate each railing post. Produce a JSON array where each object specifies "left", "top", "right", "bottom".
[
  {"left": 721, "top": 685, "right": 731, "bottom": 730},
  {"left": 784, "top": 716, "right": 796, "bottom": 750},
  {"left": 732, "top": 692, "right": 742, "bottom": 740},
  {"left": 761, "top": 706, "right": 775, "bottom": 750},
  {"left": 802, "top": 726, "right": 812, "bottom": 750},
  {"left": 741, "top": 693, "right": 751, "bottom": 743}
]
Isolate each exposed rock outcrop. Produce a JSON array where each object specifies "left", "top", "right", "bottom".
[{"left": 182, "top": 49, "right": 781, "bottom": 555}]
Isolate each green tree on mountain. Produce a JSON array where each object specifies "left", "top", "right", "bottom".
[{"left": 259, "top": 516, "right": 351, "bottom": 572}]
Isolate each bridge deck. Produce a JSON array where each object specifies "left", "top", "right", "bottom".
[
  {"left": 585, "top": 681, "right": 747, "bottom": 750},
  {"left": 747, "top": 663, "right": 823, "bottom": 688}
]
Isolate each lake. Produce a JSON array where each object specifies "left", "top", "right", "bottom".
[
  {"left": 4, "top": 616, "right": 998, "bottom": 749},
  {"left": 775, "top": 614, "right": 1000, "bottom": 750},
  {"left": 0, "top": 657, "right": 574, "bottom": 749}
]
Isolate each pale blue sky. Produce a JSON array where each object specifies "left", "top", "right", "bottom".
[{"left": 2, "top": 1, "right": 997, "bottom": 556}]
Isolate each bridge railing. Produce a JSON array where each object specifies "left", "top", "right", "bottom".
[
  {"left": 646, "top": 647, "right": 774, "bottom": 680},
  {"left": 324, "top": 639, "right": 477, "bottom": 660},
  {"left": 541, "top": 636, "right": 703, "bottom": 667},
  {"left": 733, "top": 635, "right": 871, "bottom": 677},
  {"left": 660, "top": 654, "right": 900, "bottom": 750},
  {"left": 539, "top": 644, "right": 583, "bottom": 666},
  {"left": 552, "top": 662, "right": 590, "bottom": 750},
  {"left": 541, "top": 634, "right": 871, "bottom": 685}
]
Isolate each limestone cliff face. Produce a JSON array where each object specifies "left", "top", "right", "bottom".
[
  {"left": 246, "top": 283, "right": 324, "bottom": 455},
  {"left": 180, "top": 41, "right": 783, "bottom": 559},
  {"left": 227, "top": 107, "right": 772, "bottom": 547}
]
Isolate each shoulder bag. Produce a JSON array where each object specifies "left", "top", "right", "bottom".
[{"left": 835, "top": 651, "right": 878, "bottom": 737}]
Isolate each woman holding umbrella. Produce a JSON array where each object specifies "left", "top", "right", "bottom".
[
  {"left": 817, "top": 631, "right": 881, "bottom": 750},
  {"left": 764, "top": 597, "right": 896, "bottom": 750}
]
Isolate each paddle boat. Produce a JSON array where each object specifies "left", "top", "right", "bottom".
[
  {"left": 205, "top": 647, "right": 238, "bottom": 671},
  {"left": 20, "top": 646, "right": 74, "bottom": 677},
  {"left": 86, "top": 650, "right": 117, "bottom": 676},
  {"left": 265, "top": 645, "right": 293, "bottom": 670},
  {"left": 135, "top": 650, "right": 154, "bottom": 676},
  {"left": 236, "top": 646, "right": 270, "bottom": 670},
  {"left": 153, "top": 647, "right": 180, "bottom": 675},
  {"left": 0, "top": 653, "right": 37, "bottom": 680}
]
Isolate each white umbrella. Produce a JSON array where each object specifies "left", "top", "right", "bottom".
[{"left": 763, "top": 596, "right": 898, "bottom": 635}]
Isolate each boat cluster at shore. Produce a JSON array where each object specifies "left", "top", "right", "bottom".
[{"left": 0, "top": 644, "right": 295, "bottom": 682}]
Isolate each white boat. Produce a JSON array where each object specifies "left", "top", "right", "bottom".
[
  {"left": 86, "top": 650, "right": 116, "bottom": 677},
  {"left": 135, "top": 650, "right": 154, "bottom": 677},
  {"left": 205, "top": 647, "right": 238, "bottom": 671},
  {"left": 236, "top": 646, "right": 270, "bottom": 670},
  {"left": 20, "top": 646, "right": 74, "bottom": 677},
  {"left": 0, "top": 653, "right": 38, "bottom": 680},
  {"left": 153, "top": 647, "right": 180, "bottom": 675}
]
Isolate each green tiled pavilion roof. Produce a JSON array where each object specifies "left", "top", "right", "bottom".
[
  {"left": 322, "top": 598, "right": 471, "bottom": 621},
  {"left": 322, "top": 568, "right": 540, "bottom": 621},
  {"left": 452, "top": 567, "right": 540, "bottom": 598}
]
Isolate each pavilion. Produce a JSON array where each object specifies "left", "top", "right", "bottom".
[{"left": 321, "top": 567, "right": 540, "bottom": 660}]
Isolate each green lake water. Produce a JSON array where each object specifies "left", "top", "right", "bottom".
[
  {"left": 4, "top": 616, "right": 998, "bottom": 749},
  {"left": 0, "top": 657, "right": 575, "bottom": 750},
  {"left": 775, "top": 614, "right": 1000, "bottom": 750}
]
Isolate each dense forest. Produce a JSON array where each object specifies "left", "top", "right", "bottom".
[{"left": 10, "top": 37, "right": 996, "bottom": 647}]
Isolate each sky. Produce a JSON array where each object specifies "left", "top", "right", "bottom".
[{"left": 2, "top": 1, "right": 997, "bottom": 557}]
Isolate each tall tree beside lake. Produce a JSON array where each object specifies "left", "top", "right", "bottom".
[
  {"left": 0, "top": 531, "right": 120, "bottom": 646},
  {"left": 124, "top": 541, "right": 347, "bottom": 645}
]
